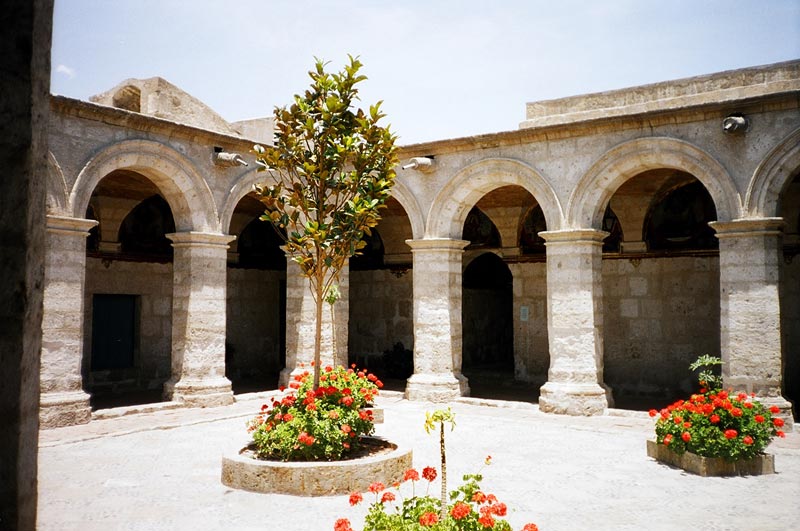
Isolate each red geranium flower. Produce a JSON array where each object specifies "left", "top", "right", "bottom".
[
  {"left": 472, "top": 491, "right": 487, "bottom": 503},
  {"left": 770, "top": 405, "right": 780, "bottom": 414},
  {"left": 774, "top": 417, "right": 785, "bottom": 428},
  {"left": 663, "top": 434, "right": 673, "bottom": 446},
  {"left": 743, "top": 435, "right": 754, "bottom": 445},
  {"left": 419, "top": 512, "right": 439, "bottom": 527},
  {"left": 403, "top": 468, "right": 420, "bottom": 482},
  {"left": 522, "top": 525, "right": 539, "bottom": 531},
  {"left": 348, "top": 492, "right": 362, "bottom": 506},
  {"left": 422, "top": 466, "right": 437, "bottom": 482},
  {"left": 648, "top": 409, "right": 658, "bottom": 417},
  {"left": 368, "top": 482, "right": 385, "bottom": 494},
  {"left": 478, "top": 513, "right": 496, "bottom": 528},
  {"left": 710, "top": 414, "right": 720, "bottom": 424},
  {"left": 755, "top": 414, "right": 765, "bottom": 423},
  {"left": 724, "top": 429, "right": 738, "bottom": 439},
  {"left": 731, "top": 407, "right": 743, "bottom": 417},
  {"left": 492, "top": 502, "right": 507, "bottom": 516},
  {"left": 333, "top": 518, "right": 353, "bottom": 531},
  {"left": 682, "top": 432, "right": 691, "bottom": 442},
  {"left": 380, "top": 492, "right": 396, "bottom": 504},
  {"left": 451, "top": 502, "right": 471, "bottom": 520}
]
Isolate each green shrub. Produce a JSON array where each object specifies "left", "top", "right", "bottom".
[{"left": 248, "top": 364, "right": 382, "bottom": 461}]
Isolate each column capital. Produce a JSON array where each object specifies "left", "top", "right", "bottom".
[
  {"left": 405, "top": 238, "right": 469, "bottom": 252},
  {"left": 710, "top": 217, "right": 784, "bottom": 238},
  {"left": 46, "top": 215, "right": 97, "bottom": 235},
  {"left": 539, "top": 228, "right": 609, "bottom": 245},
  {"left": 166, "top": 231, "right": 236, "bottom": 248}
]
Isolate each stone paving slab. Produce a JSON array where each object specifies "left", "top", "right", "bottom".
[{"left": 38, "top": 395, "right": 800, "bottom": 531}]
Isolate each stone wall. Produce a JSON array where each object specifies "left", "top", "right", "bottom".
[
  {"left": 226, "top": 268, "right": 284, "bottom": 384},
  {"left": 509, "top": 262, "right": 549, "bottom": 383},
  {"left": 84, "top": 258, "right": 173, "bottom": 390},
  {"left": 603, "top": 255, "right": 720, "bottom": 400},
  {"left": 349, "top": 269, "right": 414, "bottom": 364}
]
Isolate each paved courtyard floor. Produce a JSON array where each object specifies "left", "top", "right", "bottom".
[{"left": 38, "top": 392, "right": 800, "bottom": 531}]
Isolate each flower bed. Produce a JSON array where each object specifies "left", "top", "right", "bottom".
[
  {"left": 221, "top": 437, "right": 412, "bottom": 496},
  {"left": 648, "top": 355, "right": 785, "bottom": 476},
  {"left": 646, "top": 439, "right": 774, "bottom": 476},
  {"left": 247, "top": 364, "right": 383, "bottom": 461}
]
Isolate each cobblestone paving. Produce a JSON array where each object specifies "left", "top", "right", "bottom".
[{"left": 38, "top": 393, "right": 800, "bottom": 531}]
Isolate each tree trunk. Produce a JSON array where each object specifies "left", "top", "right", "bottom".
[{"left": 440, "top": 422, "right": 447, "bottom": 521}]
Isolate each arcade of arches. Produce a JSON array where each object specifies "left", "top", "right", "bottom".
[{"left": 39, "top": 60, "right": 800, "bottom": 429}]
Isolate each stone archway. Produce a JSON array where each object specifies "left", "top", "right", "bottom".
[
  {"left": 70, "top": 139, "right": 219, "bottom": 232},
  {"left": 426, "top": 158, "right": 562, "bottom": 239},
  {"left": 46, "top": 151, "right": 69, "bottom": 215},
  {"left": 567, "top": 137, "right": 741, "bottom": 229},
  {"left": 744, "top": 127, "right": 800, "bottom": 218}
]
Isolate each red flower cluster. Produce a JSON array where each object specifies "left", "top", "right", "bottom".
[
  {"left": 339, "top": 461, "right": 538, "bottom": 531},
  {"left": 247, "top": 364, "right": 382, "bottom": 461},
  {"left": 451, "top": 501, "right": 471, "bottom": 520},
  {"left": 333, "top": 518, "right": 353, "bottom": 531},
  {"left": 419, "top": 512, "right": 438, "bottom": 527},
  {"left": 652, "top": 385, "right": 784, "bottom": 461},
  {"left": 422, "top": 466, "right": 437, "bottom": 482}
]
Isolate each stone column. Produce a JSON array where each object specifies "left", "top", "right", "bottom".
[
  {"left": 279, "top": 258, "right": 349, "bottom": 386},
  {"left": 404, "top": 239, "right": 470, "bottom": 401},
  {"left": 39, "top": 216, "right": 97, "bottom": 427},
  {"left": 539, "top": 229, "right": 610, "bottom": 415},
  {"left": 164, "top": 232, "right": 235, "bottom": 406},
  {"left": 711, "top": 218, "right": 795, "bottom": 426},
  {"left": 0, "top": 1, "right": 53, "bottom": 526}
]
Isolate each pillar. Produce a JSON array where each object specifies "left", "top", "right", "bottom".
[
  {"left": 539, "top": 229, "right": 610, "bottom": 415},
  {"left": 404, "top": 239, "right": 470, "bottom": 402},
  {"left": 0, "top": 0, "right": 52, "bottom": 527},
  {"left": 39, "top": 216, "right": 97, "bottom": 427},
  {"left": 711, "top": 218, "right": 795, "bottom": 426},
  {"left": 164, "top": 232, "right": 235, "bottom": 406},
  {"left": 279, "top": 259, "right": 349, "bottom": 385}
]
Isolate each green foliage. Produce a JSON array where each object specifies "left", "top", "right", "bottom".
[
  {"left": 248, "top": 364, "right": 382, "bottom": 461},
  {"left": 424, "top": 408, "right": 456, "bottom": 435},
  {"left": 253, "top": 55, "right": 398, "bottom": 388},
  {"left": 650, "top": 356, "right": 786, "bottom": 461},
  {"left": 688, "top": 354, "right": 723, "bottom": 391}
]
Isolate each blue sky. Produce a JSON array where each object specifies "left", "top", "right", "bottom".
[{"left": 51, "top": 0, "right": 800, "bottom": 145}]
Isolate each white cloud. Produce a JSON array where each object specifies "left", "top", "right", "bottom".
[{"left": 56, "top": 64, "right": 76, "bottom": 78}]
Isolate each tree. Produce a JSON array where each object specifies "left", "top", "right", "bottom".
[{"left": 254, "top": 56, "right": 398, "bottom": 390}]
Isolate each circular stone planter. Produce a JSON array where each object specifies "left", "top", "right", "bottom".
[{"left": 221, "top": 437, "right": 412, "bottom": 496}]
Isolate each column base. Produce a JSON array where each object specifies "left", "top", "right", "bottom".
[
  {"left": 404, "top": 373, "right": 469, "bottom": 402},
  {"left": 40, "top": 390, "right": 92, "bottom": 428},
  {"left": 538, "top": 381, "right": 608, "bottom": 416},
  {"left": 164, "top": 377, "right": 234, "bottom": 407}
]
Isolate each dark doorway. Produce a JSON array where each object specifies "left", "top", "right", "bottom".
[
  {"left": 91, "top": 294, "right": 137, "bottom": 371},
  {"left": 462, "top": 253, "right": 514, "bottom": 396}
]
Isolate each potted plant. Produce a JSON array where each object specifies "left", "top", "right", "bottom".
[{"left": 647, "top": 355, "right": 786, "bottom": 476}]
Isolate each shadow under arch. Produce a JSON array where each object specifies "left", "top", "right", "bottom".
[
  {"left": 219, "top": 168, "right": 278, "bottom": 234},
  {"left": 426, "top": 158, "right": 563, "bottom": 239},
  {"left": 567, "top": 137, "right": 741, "bottom": 229},
  {"left": 46, "top": 151, "right": 69, "bottom": 215},
  {"left": 70, "top": 139, "right": 219, "bottom": 232},
  {"left": 745, "top": 127, "right": 800, "bottom": 218}
]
